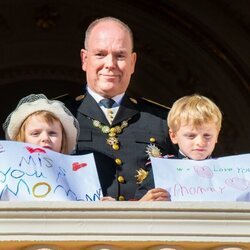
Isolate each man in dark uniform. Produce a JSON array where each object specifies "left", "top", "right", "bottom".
[{"left": 66, "top": 17, "right": 174, "bottom": 201}]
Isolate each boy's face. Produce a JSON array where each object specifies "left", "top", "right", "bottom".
[{"left": 169, "top": 121, "right": 219, "bottom": 160}]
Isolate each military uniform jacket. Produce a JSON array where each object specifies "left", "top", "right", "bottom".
[{"left": 70, "top": 92, "right": 173, "bottom": 201}]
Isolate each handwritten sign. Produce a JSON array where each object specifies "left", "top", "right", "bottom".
[
  {"left": 151, "top": 154, "right": 250, "bottom": 201},
  {"left": 0, "top": 140, "right": 102, "bottom": 201}
]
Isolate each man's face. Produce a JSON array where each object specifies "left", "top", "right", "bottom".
[{"left": 80, "top": 21, "right": 137, "bottom": 98}]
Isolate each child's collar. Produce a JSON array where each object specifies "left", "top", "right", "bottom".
[{"left": 178, "top": 150, "right": 211, "bottom": 160}]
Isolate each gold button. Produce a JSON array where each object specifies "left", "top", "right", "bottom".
[
  {"left": 112, "top": 144, "right": 119, "bottom": 150},
  {"left": 150, "top": 137, "right": 156, "bottom": 143},
  {"left": 118, "top": 195, "right": 125, "bottom": 201},
  {"left": 115, "top": 158, "right": 122, "bottom": 165},
  {"left": 118, "top": 176, "right": 125, "bottom": 183}
]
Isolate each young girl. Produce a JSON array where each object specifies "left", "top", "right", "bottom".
[
  {"left": 2, "top": 94, "right": 118, "bottom": 201},
  {"left": 2, "top": 93, "right": 79, "bottom": 154},
  {"left": 135, "top": 94, "right": 223, "bottom": 200}
]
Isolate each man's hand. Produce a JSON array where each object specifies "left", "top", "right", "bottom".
[{"left": 139, "top": 188, "right": 171, "bottom": 201}]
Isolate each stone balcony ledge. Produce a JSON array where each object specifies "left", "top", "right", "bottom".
[{"left": 0, "top": 201, "right": 249, "bottom": 250}]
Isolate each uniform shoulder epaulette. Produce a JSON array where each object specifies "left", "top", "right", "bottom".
[
  {"left": 75, "top": 94, "right": 85, "bottom": 101},
  {"left": 141, "top": 97, "right": 171, "bottom": 110},
  {"left": 52, "top": 93, "right": 70, "bottom": 100},
  {"left": 129, "top": 97, "right": 138, "bottom": 104},
  {"left": 52, "top": 93, "right": 84, "bottom": 104}
]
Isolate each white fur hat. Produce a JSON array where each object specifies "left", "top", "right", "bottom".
[{"left": 3, "top": 94, "right": 79, "bottom": 153}]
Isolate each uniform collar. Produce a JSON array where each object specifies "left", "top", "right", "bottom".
[
  {"left": 178, "top": 150, "right": 212, "bottom": 160},
  {"left": 78, "top": 91, "right": 139, "bottom": 126},
  {"left": 86, "top": 86, "right": 125, "bottom": 106},
  {"left": 112, "top": 94, "right": 138, "bottom": 125}
]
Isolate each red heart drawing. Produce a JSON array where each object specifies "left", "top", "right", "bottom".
[
  {"left": 26, "top": 146, "right": 46, "bottom": 154},
  {"left": 72, "top": 162, "right": 87, "bottom": 171}
]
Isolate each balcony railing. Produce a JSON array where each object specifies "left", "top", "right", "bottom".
[{"left": 0, "top": 201, "right": 250, "bottom": 250}]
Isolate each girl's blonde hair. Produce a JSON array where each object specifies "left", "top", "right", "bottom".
[
  {"left": 167, "top": 94, "right": 222, "bottom": 133},
  {"left": 14, "top": 111, "right": 68, "bottom": 154}
]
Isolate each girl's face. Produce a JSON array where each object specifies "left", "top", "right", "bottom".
[
  {"left": 169, "top": 121, "right": 219, "bottom": 160},
  {"left": 24, "top": 115, "right": 63, "bottom": 153}
]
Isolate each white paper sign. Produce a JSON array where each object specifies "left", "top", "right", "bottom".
[
  {"left": 151, "top": 154, "right": 250, "bottom": 201},
  {"left": 0, "top": 140, "right": 102, "bottom": 201}
]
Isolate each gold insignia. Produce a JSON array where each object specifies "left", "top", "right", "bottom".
[
  {"left": 75, "top": 94, "right": 85, "bottom": 101},
  {"left": 129, "top": 97, "right": 137, "bottom": 104},
  {"left": 107, "top": 136, "right": 119, "bottom": 146},
  {"left": 135, "top": 168, "right": 148, "bottom": 184},
  {"left": 92, "top": 118, "right": 131, "bottom": 149},
  {"left": 146, "top": 144, "right": 162, "bottom": 158}
]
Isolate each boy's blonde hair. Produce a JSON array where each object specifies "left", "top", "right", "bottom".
[{"left": 167, "top": 94, "right": 222, "bottom": 132}]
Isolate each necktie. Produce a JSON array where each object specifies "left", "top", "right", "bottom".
[
  {"left": 100, "top": 98, "right": 115, "bottom": 109},
  {"left": 99, "top": 98, "right": 116, "bottom": 124}
]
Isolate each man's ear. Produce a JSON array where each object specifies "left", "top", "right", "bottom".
[
  {"left": 80, "top": 49, "right": 87, "bottom": 71},
  {"left": 130, "top": 52, "right": 137, "bottom": 74},
  {"left": 169, "top": 129, "right": 178, "bottom": 144}
]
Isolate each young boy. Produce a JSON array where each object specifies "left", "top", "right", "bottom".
[
  {"left": 2, "top": 93, "right": 79, "bottom": 154},
  {"left": 135, "top": 94, "right": 223, "bottom": 200}
]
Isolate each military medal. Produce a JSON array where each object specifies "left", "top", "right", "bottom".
[
  {"left": 146, "top": 143, "right": 162, "bottom": 158},
  {"left": 135, "top": 168, "right": 149, "bottom": 184}
]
